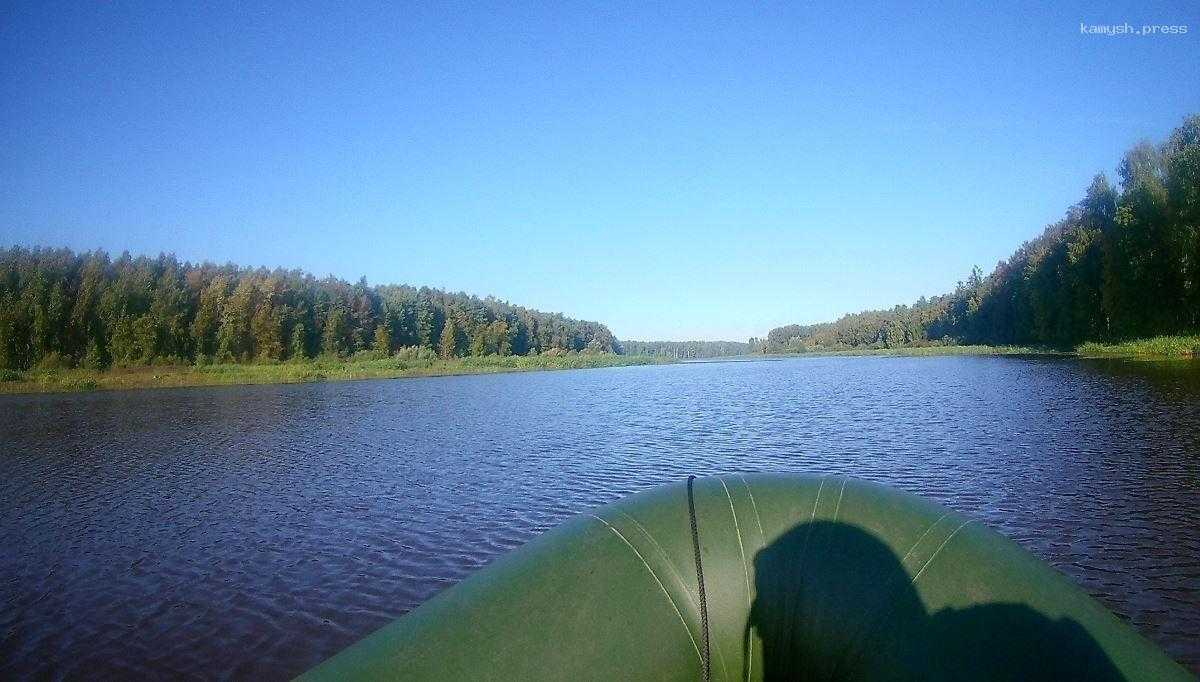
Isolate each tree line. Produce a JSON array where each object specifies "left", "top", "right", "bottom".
[
  {"left": 0, "top": 249, "right": 620, "bottom": 371},
  {"left": 762, "top": 114, "right": 1200, "bottom": 352},
  {"left": 620, "top": 340, "right": 751, "bottom": 359}
]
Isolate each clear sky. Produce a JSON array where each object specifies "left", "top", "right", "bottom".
[{"left": 2, "top": 2, "right": 1197, "bottom": 341}]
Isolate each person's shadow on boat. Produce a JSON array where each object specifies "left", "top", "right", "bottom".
[{"left": 745, "top": 521, "right": 1124, "bottom": 681}]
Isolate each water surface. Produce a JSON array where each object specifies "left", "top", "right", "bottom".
[{"left": 2, "top": 356, "right": 1198, "bottom": 678}]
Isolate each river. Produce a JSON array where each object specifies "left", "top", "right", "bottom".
[{"left": 2, "top": 355, "right": 1198, "bottom": 678}]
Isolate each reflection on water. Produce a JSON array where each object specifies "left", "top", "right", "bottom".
[{"left": 1, "top": 356, "right": 1198, "bottom": 678}]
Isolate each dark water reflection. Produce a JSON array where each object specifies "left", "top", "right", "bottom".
[{"left": 1, "top": 356, "right": 1198, "bottom": 678}]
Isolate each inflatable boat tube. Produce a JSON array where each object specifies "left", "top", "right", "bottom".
[{"left": 301, "top": 474, "right": 1190, "bottom": 680}]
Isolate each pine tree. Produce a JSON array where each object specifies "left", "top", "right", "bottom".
[
  {"left": 323, "top": 306, "right": 348, "bottom": 357},
  {"left": 470, "top": 327, "right": 486, "bottom": 356},
  {"left": 290, "top": 322, "right": 308, "bottom": 360},
  {"left": 192, "top": 276, "right": 228, "bottom": 359},
  {"left": 439, "top": 317, "right": 458, "bottom": 359},
  {"left": 251, "top": 303, "right": 283, "bottom": 361},
  {"left": 416, "top": 298, "right": 435, "bottom": 351},
  {"left": 217, "top": 278, "right": 256, "bottom": 361},
  {"left": 374, "top": 322, "right": 391, "bottom": 356}
]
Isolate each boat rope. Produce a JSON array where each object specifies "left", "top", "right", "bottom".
[{"left": 687, "top": 475, "right": 711, "bottom": 682}]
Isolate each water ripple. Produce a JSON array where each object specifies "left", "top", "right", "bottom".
[{"left": 1, "top": 356, "right": 1198, "bottom": 677}]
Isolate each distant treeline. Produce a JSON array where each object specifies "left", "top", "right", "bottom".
[
  {"left": 763, "top": 114, "right": 1200, "bottom": 352},
  {"left": 0, "top": 249, "right": 620, "bottom": 370},
  {"left": 620, "top": 340, "right": 751, "bottom": 359}
]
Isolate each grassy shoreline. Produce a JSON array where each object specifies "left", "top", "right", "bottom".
[
  {"left": 763, "top": 335, "right": 1200, "bottom": 360},
  {"left": 3, "top": 335, "right": 1196, "bottom": 395},
  {"left": 0, "top": 353, "right": 672, "bottom": 395},
  {"left": 1076, "top": 335, "right": 1200, "bottom": 359},
  {"left": 762, "top": 344, "right": 1065, "bottom": 358}
]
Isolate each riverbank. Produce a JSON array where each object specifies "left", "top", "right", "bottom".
[
  {"left": 0, "top": 353, "right": 672, "bottom": 395},
  {"left": 1077, "top": 335, "right": 1200, "bottom": 359},
  {"left": 763, "top": 335, "right": 1200, "bottom": 360},
  {"left": 5, "top": 335, "right": 1196, "bottom": 395},
  {"left": 764, "top": 344, "right": 1061, "bottom": 358}
]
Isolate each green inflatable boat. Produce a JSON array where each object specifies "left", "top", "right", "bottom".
[{"left": 302, "top": 475, "right": 1191, "bottom": 681}]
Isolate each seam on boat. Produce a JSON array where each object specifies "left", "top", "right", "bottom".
[
  {"left": 827, "top": 512, "right": 958, "bottom": 679},
  {"left": 799, "top": 477, "right": 827, "bottom": 559},
  {"left": 613, "top": 511, "right": 698, "bottom": 609},
  {"left": 719, "top": 477, "right": 753, "bottom": 682},
  {"left": 737, "top": 474, "right": 766, "bottom": 543},
  {"left": 832, "top": 476, "right": 848, "bottom": 521},
  {"left": 899, "top": 512, "right": 951, "bottom": 564},
  {"left": 794, "top": 477, "right": 827, "bottom": 594},
  {"left": 811, "top": 477, "right": 826, "bottom": 521},
  {"left": 611, "top": 511, "right": 731, "bottom": 680},
  {"left": 719, "top": 478, "right": 751, "bottom": 606},
  {"left": 589, "top": 514, "right": 704, "bottom": 667},
  {"left": 910, "top": 520, "right": 973, "bottom": 584},
  {"left": 736, "top": 474, "right": 764, "bottom": 682}
]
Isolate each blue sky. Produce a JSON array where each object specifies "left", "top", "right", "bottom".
[{"left": 2, "top": 2, "right": 1197, "bottom": 341}]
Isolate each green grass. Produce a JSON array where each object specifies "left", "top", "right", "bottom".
[
  {"left": 4, "top": 335, "right": 1196, "bottom": 395},
  {"left": 1076, "top": 335, "right": 1200, "bottom": 359},
  {"left": 0, "top": 353, "right": 672, "bottom": 395},
  {"left": 766, "top": 336, "right": 1200, "bottom": 360},
  {"left": 764, "top": 344, "right": 1062, "bottom": 358}
]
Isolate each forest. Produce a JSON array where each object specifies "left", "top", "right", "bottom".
[
  {"left": 763, "top": 115, "right": 1200, "bottom": 353},
  {"left": 619, "top": 340, "right": 751, "bottom": 359},
  {"left": 0, "top": 250, "right": 620, "bottom": 371},
  {"left": 5, "top": 115, "right": 1197, "bottom": 371}
]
